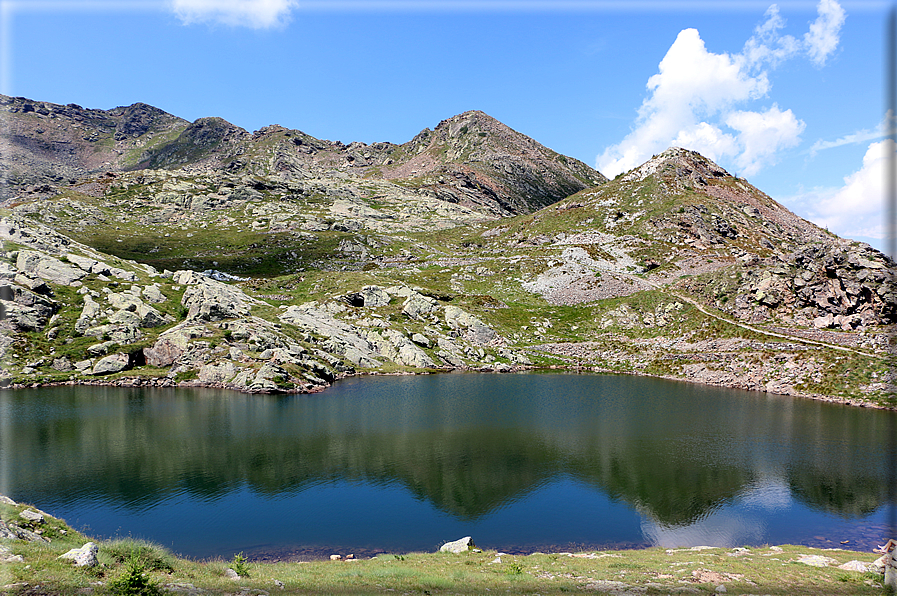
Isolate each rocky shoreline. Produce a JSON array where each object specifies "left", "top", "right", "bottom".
[{"left": 3, "top": 358, "right": 893, "bottom": 413}]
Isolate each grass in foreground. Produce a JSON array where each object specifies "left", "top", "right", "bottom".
[{"left": 0, "top": 500, "right": 890, "bottom": 595}]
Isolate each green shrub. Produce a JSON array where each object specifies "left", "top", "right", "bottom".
[
  {"left": 231, "top": 552, "right": 251, "bottom": 578},
  {"left": 108, "top": 555, "right": 162, "bottom": 596}
]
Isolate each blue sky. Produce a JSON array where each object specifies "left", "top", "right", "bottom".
[{"left": 1, "top": 0, "right": 892, "bottom": 251}]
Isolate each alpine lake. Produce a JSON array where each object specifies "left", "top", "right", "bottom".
[{"left": 2, "top": 372, "right": 894, "bottom": 560}]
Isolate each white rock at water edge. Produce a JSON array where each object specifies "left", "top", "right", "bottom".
[{"left": 439, "top": 536, "right": 475, "bottom": 554}]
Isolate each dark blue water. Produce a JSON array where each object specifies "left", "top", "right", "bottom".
[{"left": 1, "top": 372, "right": 893, "bottom": 559}]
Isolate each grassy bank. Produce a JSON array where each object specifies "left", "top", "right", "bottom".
[{"left": 0, "top": 499, "right": 890, "bottom": 595}]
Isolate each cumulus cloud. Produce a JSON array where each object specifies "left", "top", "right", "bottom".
[
  {"left": 597, "top": 0, "right": 843, "bottom": 178},
  {"left": 725, "top": 104, "right": 804, "bottom": 176},
  {"left": 794, "top": 140, "right": 894, "bottom": 242},
  {"left": 170, "top": 0, "right": 296, "bottom": 28},
  {"left": 804, "top": 0, "right": 846, "bottom": 66}
]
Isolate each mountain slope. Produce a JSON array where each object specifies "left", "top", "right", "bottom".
[
  {"left": 2, "top": 96, "right": 605, "bottom": 218},
  {"left": 0, "top": 95, "right": 189, "bottom": 196},
  {"left": 0, "top": 98, "right": 894, "bottom": 408}
]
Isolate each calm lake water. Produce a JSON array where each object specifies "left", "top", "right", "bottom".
[{"left": 1, "top": 372, "right": 894, "bottom": 559}]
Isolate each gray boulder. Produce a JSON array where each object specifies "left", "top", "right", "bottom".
[
  {"left": 144, "top": 338, "right": 185, "bottom": 367},
  {"left": 143, "top": 324, "right": 207, "bottom": 367},
  {"left": 143, "top": 284, "right": 167, "bottom": 303},
  {"left": 16, "top": 250, "right": 86, "bottom": 285},
  {"left": 439, "top": 536, "right": 475, "bottom": 554},
  {"left": 91, "top": 353, "right": 130, "bottom": 375},
  {"left": 359, "top": 285, "right": 390, "bottom": 307},
  {"left": 51, "top": 357, "right": 73, "bottom": 371},
  {"left": 20, "top": 509, "right": 44, "bottom": 524},
  {"left": 444, "top": 306, "right": 497, "bottom": 346},
  {"left": 179, "top": 272, "right": 259, "bottom": 322},
  {"left": 199, "top": 361, "right": 238, "bottom": 384},
  {"left": 64, "top": 253, "right": 98, "bottom": 272},
  {"left": 58, "top": 542, "right": 99, "bottom": 567},
  {"left": 1, "top": 301, "right": 47, "bottom": 332},
  {"left": 402, "top": 292, "right": 438, "bottom": 320}
]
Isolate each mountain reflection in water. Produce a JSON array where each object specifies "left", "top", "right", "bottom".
[{"left": 2, "top": 372, "right": 893, "bottom": 557}]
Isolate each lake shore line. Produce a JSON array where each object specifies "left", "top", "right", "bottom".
[
  {"left": 3, "top": 361, "right": 894, "bottom": 412},
  {"left": 1, "top": 494, "right": 892, "bottom": 596}
]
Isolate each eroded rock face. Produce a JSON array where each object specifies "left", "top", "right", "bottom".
[{"left": 697, "top": 242, "right": 897, "bottom": 328}]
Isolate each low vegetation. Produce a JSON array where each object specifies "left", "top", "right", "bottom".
[{"left": 0, "top": 498, "right": 888, "bottom": 596}]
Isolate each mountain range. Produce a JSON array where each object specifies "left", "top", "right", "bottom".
[{"left": 0, "top": 94, "right": 893, "bottom": 407}]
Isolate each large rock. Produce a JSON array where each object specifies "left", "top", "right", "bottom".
[
  {"left": 199, "top": 361, "right": 238, "bottom": 384},
  {"left": 58, "top": 542, "right": 99, "bottom": 567},
  {"left": 16, "top": 250, "right": 86, "bottom": 285},
  {"left": 177, "top": 270, "right": 258, "bottom": 321},
  {"left": 402, "top": 292, "right": 438, "bottom": 320},
  {"left": 75, "top": 294, "right": 101, "bottom": 333},
  {"left": 444, "top": 305, "right": 497, "bottom": 345},
  {"left": 144, "top": 338, "right": 185, "bottom": 367},
  {"left": 143, "top": 324, "right": 206, "bottom": 367},
  {"left": 91, "top": 353, "right": 130, "bottom": 375},
  {"left": 64, "top": 253, "right": 98, "bottom": 272},
  {"left": 280, "top": 304, "right": 381, "bottom": 367},
  {"left": 0, "top": 284, "right": 57, "bottom": 331},
  {"left": 1, "top": 301, "right": 48, "bottom": 331},
  {"left": 439, "top": 536, "right": 475, "bottom": 554},
  {"left": 366, "top": 328, "right": 436, "bottom": 368}
]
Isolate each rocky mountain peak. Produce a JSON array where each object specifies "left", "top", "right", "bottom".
[{"left": 622, "top": 147, "right": 729, "bottom": 185}]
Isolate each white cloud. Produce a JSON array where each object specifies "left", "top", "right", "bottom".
[
  {"left": 741, "top": 5, "right": 800, "bottom": 69},
  {"left": 669, "top": 122, "right": 738, "bottom": 165},
  {"left": 597, "top": 0, "right": 843, "bottom": 179},
  {"left": 809, "top": 111, "right": 895, "bottom": 157},
  {"left": 725, "top": 104, "right": 804, "bottom": 176},
  {"left": 597, "top": 27, "right": 767, "bottom": 176},
  {"left": 170, "top": 0, "right": 296, "bottom": 28},
  {"left": 804, "top": 0, "right": 846, "bottom": 66},
  {"left": 792, "top": 140, "right": 894, "bottom": 242}
]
